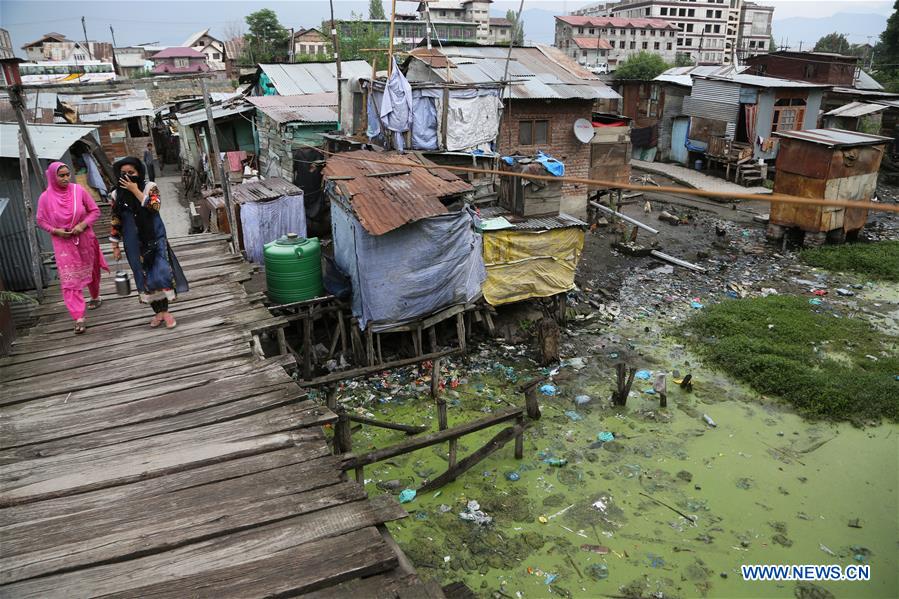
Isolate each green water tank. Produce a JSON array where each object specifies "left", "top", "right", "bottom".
[{"left": 264, "top": 233, "right": 323, "bottom": 304}]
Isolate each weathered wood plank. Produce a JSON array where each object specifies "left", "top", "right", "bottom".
[{"left": 304, "top": 571, "right": 423, "bottom": 599}]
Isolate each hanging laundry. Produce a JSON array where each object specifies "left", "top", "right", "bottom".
[{"left": 380, "top": 59, "right": 413, "bottom": 151}]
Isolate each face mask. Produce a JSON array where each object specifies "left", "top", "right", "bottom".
[{"left": 121, "top": 173, "right": 139, "bottom": 183}]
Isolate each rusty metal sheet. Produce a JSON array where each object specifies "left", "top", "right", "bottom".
[
  {"left": 825, "top": 144, "right": 886, "bottom": 180},
  {"left": 322, "top": 150, "right": 473, "bottom": 236},
  {"left": 775, "top": 139, "right": 834, "bottom": 179},
  {"left": 774, "top": 128, "right": 892, "bottom": 148},
  {"left": 771, "top": 172, "right": 828, "bottom": 231}
]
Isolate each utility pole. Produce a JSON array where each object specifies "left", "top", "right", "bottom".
[
  {"left": 328, "top": 0, "right": 343, "bottom": 131},
  {"left": 199, "top": 77, "right": 236, "bottom": 247},
  {"left": 387, "top": 0, "right": 398, "bottom": 76},
  {"left": 798, "top": 40, "right": 802, "bottom": 52},
  {"left": 109, "top": 25, "right": 121, "bottom": 76},
  {"left": 8, "top": 86, "right": 45, "bottom": 194},
  {"left": 289, "top": 28, "right": 294, "bottom": 62},
  {"left": 81, "top": 16, "right": 93, "bottom": 60}
]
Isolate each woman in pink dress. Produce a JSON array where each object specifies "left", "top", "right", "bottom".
[{"left": 36, "top": 161, "right": 109, "bottom": 334}]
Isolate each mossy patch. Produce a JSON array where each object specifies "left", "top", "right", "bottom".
[
  {"left": 685, "top": 296, "right": 898, "bottom": 423},
  {"left": 801, "top": 240, "right": 899, "bottom": 281}
]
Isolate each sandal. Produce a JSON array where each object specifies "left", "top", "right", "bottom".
[
  {"left": 150, "top": 313, "right": 164, "bottom": 328},
  {"left": 87, "top": 298, "right": 102, "bottom": 310},
  {"left": 163, "top": 313, "right": 177, "bottom": 329},
  {"left": 74, "top": 320, "right": 86, "bottom": 334}
]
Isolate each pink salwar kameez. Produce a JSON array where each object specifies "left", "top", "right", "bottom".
[{"left": 36, "top": 162, "right": 109, "bottom": 321}]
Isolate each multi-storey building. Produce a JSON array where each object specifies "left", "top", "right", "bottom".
[
  {"left": 183, "top": 29, "right": 226, "bottom": 73},
  {"left": 554, "top": 16, "right": 678, "bottom": 71},
  {"left": 738, "top": 2, "right": 774, "bottom": 59},
  {"left": 571, "top": 0, "right": 773, "bottom": 66},
  {"left": 292, "top": 28, "right": 330, "bottom": 59},
  {"left": 21, "top": 32, "right": 113, "bottom": 63}
]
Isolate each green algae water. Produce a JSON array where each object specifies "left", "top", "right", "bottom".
[{"left": 340, "top": 317, "right": 898, "bottom": 598}]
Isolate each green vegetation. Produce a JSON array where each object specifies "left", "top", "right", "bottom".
[
  {"left": 686, "top": 296, "right": 898, "bottom": 423},
  {"left": 506, "top": 9, "right": 525, "bottom": 46},
  {"left": 801, "top": 240, "right": 899, "bottom": 281},
  {"left": 242, "top": 9, "right": 290, "bottom": 64},
  {"left": 369, "top": 0, "right": 386, "bottom": 20},
  {"left": 613, "top": 51, "right": 670, "bottom": 81}
]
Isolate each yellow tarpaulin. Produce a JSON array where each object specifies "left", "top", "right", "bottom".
[{"left": 482, "top": 227, "right": 585, "bottom": 306}]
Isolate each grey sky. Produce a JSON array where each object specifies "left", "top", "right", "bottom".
[{"left": 0, "top": 0, "right": 892, "bottom": 54}]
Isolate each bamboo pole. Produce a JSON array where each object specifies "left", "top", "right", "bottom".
[
  {"left": 387, "top": 0, "right": 398, "bottom": 77},
  {"left": 17, "top": 133, "right": 44, "bottom": 300},
  {"left": 199, "top": 77, "right": 236, "bottom": 244}
]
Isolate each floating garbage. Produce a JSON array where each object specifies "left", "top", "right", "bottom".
[
  {"left": 597, "top": 431, "right": 615, "bottom": 442},
  {"left": 544, "top": 573, "right": 559, "bottom": 585},
  {"left": 458, "top": 500, "right": 492, "bottom": 525},
  {"left": 691, "top": 299, "right": 704, "bottom": 309},
  {"left": 544, "top": 457, "right": 567, "bottom": 467},
  {"left": 538, "top": 515, "right": 548, "bottom": 524},
  {"left": 540, "top": 384, "right": 557, "bottom": 396},
  {"left": 635, "top": 370, "right": 652, "bottom": 380},
  {"left": 564, "top": 410, "right": 583, "bottom": 421},
  {"left": 587, "top": 563, "right": 609, "bottom": 580},
  {"left": 702, "top": 414, "right": 717, "bottom": 428},
  {"left": 438, "top": 504, "right": 452, "bottom": 513},
  {"left": 581, "top": 544, "right": 611, "bottom": 554},
  {"left": 574, "top": 394, "right": 592, "bottom": 405},
  {"left": 505, "top": 471, "right": 521, "bottom": 482},
  {"left": 608, "top": 352, "right": 619, "bottom": 359},
  {"left": 809, "top": 298, "right": 823, "bottom": 306},
  {"left": 399, "top": 489, "right": 417, "bottom": 503},
  {"left": 812, "top": 289, "right": 828, "bottom": 296},
  {"left": 836, "top": 288, "right": 855, "bottom": 297},
  {"left": 560, "top": 357, "right": 587, "bottom": 370}
]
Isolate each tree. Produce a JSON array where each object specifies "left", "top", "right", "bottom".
[
  {"left": 333, "top": 13, "right": 386, "bottom": 63},
  {"left": 613, "top": 51, "right": 670, "bottom": 80},
  {"left": 769, "top": 36, "right": 778, "bottom": 52},
  {"left": 814, "top": 32, "right": 850, "bottom": 55},
  {"left": 873, "top": 1, "right": 899, "bottom": 90},
  {"left": 369, "top": 0, "right": 386, "bottom": 20},
  {"left": 506, "top": 10, "right": 524, "bottom": 45},
  {"left": 674, "top": 53, "right": 694, "bottom": 67},
  {"left": 243, "top": 9, "right": 290, "bottom": 64}
]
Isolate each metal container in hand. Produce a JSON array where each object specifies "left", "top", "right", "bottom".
[{"left": 114, "top": 271, "right": 131, "bottom": 296}]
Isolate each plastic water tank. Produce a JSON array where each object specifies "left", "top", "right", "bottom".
[{"left": 264, "top": 233, "right": 323, "bottom": 304}]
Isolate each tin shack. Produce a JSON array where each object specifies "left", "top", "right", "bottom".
[{"left": 768, "top": 128, "right": 891, "bottom": 243}]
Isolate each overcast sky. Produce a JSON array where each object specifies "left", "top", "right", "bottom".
[{"left": 0, "top": 0, "right": 892, "bottom": 54}]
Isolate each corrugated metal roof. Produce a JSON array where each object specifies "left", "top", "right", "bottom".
[
  {"left": 177, "top": 100, "right": 254, "bottom": 126},
  {"left": 825, "top": 101, "right": 888, "bottom": 118},
  {"left": 855, "top": 69, "right": 885, "bottom": 91},
  {"left": 247, "top": 93, "right": 338, "bottom": 124},
  {"left": 416, "top": 46, "right": 620, "bottom": 101},
  {"left": 322, "top": 150, "right": 473, "bottom": 236},
  {"left": 773, "top": 128, "right": 892, "bottom": 147},
  {"left": 57, "top": 89, "right": 154, "bottom": 123},
  {"left": 701, "top": 74, "right": 828, "bottom": 89},
  {"left": 258, "top": 61, "right": 372, "bottom": 95},
  {"left": 0, "top": 122, "right": 98, "bottom": 159},
  {"left": 229, "top": 177, "right": 302, "bottom": 204},
  {"left": 0, "top": 89, "right": 58, "bottom": 123},
  {"left": 831, "top": 86, "right": 899, "bottom": 98},
  {"left": 654, "top": 64, "right": 745, "bottom": 87},
  {"left": 479, "top": 206, "right": 586, "bottom": 231}
]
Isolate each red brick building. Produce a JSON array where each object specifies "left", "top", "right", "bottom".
[{"left": 744, "top": 51, "right": 858, "bottom": 87}]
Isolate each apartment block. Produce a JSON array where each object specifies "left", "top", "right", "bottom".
[{"left": 555, "top": 16, "right": 678, "bottom": 71}]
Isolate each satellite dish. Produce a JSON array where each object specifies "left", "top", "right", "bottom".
[{"left": 574, "top": 118, "right": 594, "bottom": 143}]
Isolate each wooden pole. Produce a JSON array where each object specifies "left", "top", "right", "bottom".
[
  {"left": 430, "top": 357, "right": 441, "bottom": 399},
  {"left": 81, "top": 16, "right": 93, "bottom": 60},
  {"left": 8, "top": 86, "right": 45, "bottom": 193},
  {"left": 328, "top": 0, "right": 343, "bottom": 131},
  {"left": 17, "top": 133, "right": 44, "bottom": 301},
  {"left": 335, "top": 406, "right": 352, "bottom": 454},
  {"left": 302, "top": 312, "right": 313, "bottom": 380},
  {"left": 199, "top": 77, "right": 236, "bottom": 245},
  {"left": 349, "top": 414, "right": 428, "bottom": 435},
  {"left": 386, "top": 0, "right": 398, "bottom": 76}
]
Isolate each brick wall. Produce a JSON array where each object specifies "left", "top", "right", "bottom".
[{"left": 497, "top": 99, "right": 594, "bottom": 206}]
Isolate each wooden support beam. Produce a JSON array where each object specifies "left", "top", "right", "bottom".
[
  {"left": 430, "top": 357, "right": 441, "bottom": 400},
  {"left": 456, "top": 312, "right": 466, "bottom": 353},
  {"left": 276, "top": 327, "right": 288, "bottom": 356},
  {"left": 337, "top": 310, "right": 347, "bottom": 358},
  {"left": 428, "top": 326, "right": 438, "bottom": 352},
  {"left": 418, "top": 422, "right": 529, "bottom": 493},
  {"left": 341, "top": 406, "right": 524, "bottom": 470},
  {"left": 297, "top": 348, "right": 458, "bottom": 388},
  {"left": 521, "top": 378, "right": 542, "bottom": 420},
  {"left": 16, "top": 133, "right": 44, "bottom": 301},
  {"left": 335, "top": 407, "right": 352, "bottom": 454},
  {"left": 303, "top": 313, "right": 313, "bottom": 380},
  {"left": 349, "top": 414, "right": 428, "bottom": 435}
]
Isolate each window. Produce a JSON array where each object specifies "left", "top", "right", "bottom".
[
  {"left": 642, "top": 41, "right": 648, "bottom": 49},
  {"left": 716, "top": 10, "right": 722, "bottom": 18},
  {"left": 677, "top": 37, "right": 684, "bottom": 45},
  {"left": 667, "top": 42, "right": 673, "bottom": 50},
  {"left": 578, "top": 27, "right": 584, "bottom": 34},
  {"left": 772, "top": 97, "right": 807, "bottom": 132},
  {"left": 661, "top": 7, "right": 668, "bottom": 15},
  {"left": 685, "top": 38, "right": 692, "bottom": 46},
  {"left": 610, "top": 40, "right": 616, "bottom": 48},
  {"left": 174, "top": 57, "right": 189, "bottom": 68},
  {"left": 714, "top": 25, "right": 721, "bottom": 33},
  {"left": 213, "top": 52, "right": 221, "bottom": 59},
  {"left": 619, "top": 29, "right": 625, "bottom": 35},
  {"left": 707, "top": 9, "right": 713, "bottom": 17},
  {"left": 688, "top": 9, "right": 695, "bottom": 16},
  {"left": 519, "top": 120, "right": 549, "bottom": 145},
  {"left": 583, "top": 50, "right": 588, "bottom": 57},
  {"left": 630, "top": 41, "right": 636, "bottom": 49},
  {"left": 679, "top": 8, "right": 686, "bottom": 16},
  {"left": 589, "top": 28, "right": 595, "bottom": 34},
  {"left": 686, "top": 24, "right": 694, "bottom": 32},
  {"left": 654, "top": 41, "right": 660, "bottom": 49}
]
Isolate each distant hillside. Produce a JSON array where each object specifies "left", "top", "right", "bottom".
[{"left": 773, "top": 12, "right": 888, "bottom": 48}]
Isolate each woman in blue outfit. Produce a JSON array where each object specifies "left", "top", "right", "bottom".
[{"left": 110, "top": 157, "right": 188, "bottom": 329}]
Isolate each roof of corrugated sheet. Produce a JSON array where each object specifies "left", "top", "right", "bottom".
[
  {"left": 830, "top": 86, "right": 899, "bottom": 98},
  {"left": 855, "top": 69, "right": 885, "bottom": 91},
  {"left": 152, "top": 47, "right": 206, "bottom": 59},
  {"left": 479, "top": 206, "right": 586, "bottom": 231},
  {"left": 556, "top": 15, "right": 676, "bottom": 29},
  {"left": 572, "top": 37, "right": 613, "bottom": 50},
  {"left": 229, "top": 177, "right": 302, "bottom": 204},
  {"left": 322, "top": 150, "right": 473, "bottom": 236},
  {"left": 247, "top": 93, "right": 338, "bottom": 124},
  {"left": 57, "top": 89, "right": 154, "bottom": 123},
  {"left": 825, "top": 101, "right": 888, "bottom": 118},
  {"left": 700, "top": 74, "right": 828, "bottom": 89},
  {"left": 257, "top": 61, "right": 372, "bottom": 95},
  {"left": 0, "top": 89, "right": 58, "bottom": 123},
  {"left": 410, "top": 46, "right": 620, "bottom": 100},
  {"left": 176, "top": 98, "right": 254, "bottom": 126},
  {"left": 654, "top": 64, "right": 746, "bottom": 87},
  {"left": 773, "top": 128, "right": 892, "bottom": 147},
  {"left": 0, "top": 122, "right": 97, "bottom": 159}
]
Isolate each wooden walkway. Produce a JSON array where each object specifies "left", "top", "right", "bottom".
[{"left": 0, "top": 234, "right": 441, "bottom": 598}]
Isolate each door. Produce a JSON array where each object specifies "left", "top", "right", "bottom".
[{"left": 671, "top": 117, "right": 689, "bottom": 165}]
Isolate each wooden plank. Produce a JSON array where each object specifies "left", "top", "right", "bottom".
[
  {"left": 2, "top": 464, "right": 355, "bottom": 583},
  {"left": 304, "top": 571, "right": 423, "bottom": 599},
  {"left": 0, "top": 404, "right": 323, "bottom": 507},
  {"left": 2, "top": 503, "right": 405, "bottom": 598}
]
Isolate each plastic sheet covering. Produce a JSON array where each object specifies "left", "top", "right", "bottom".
[
  {"left": 380, "top": 59, "right": 414, "bottom": 151},
  {"left": 481, "top": 227, "right": 585, "bottom": 306},
  {"left": 411, "top": 92, "right": 438, "bottom": 150},
  {"left": 367, "top": 91, "right": 383, "bottom": 141},
  {"left": 331, "top": 201, "right": 486, "bottom": 330},
  {"left": 239, "top": 194, "right": 307, "bottom": 264},
  {"left": 442, "top": 94, "right": 503, "bottom": 152}
]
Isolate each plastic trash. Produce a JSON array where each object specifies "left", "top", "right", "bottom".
[
  {"left": 544, "top": 457, "right": 567, "bottom": 467},
  {"left": 635, "top": 370, "right": 652, "bottom": 380},
  {"left": 597, "top": 431, "right": 615, "bottom": 442},
  {"left": 540, "top": 384, "right": 557, "bottom": 396},
  {"left": 809, "top": 298, "right": 823, "bottom": 306},
  {"left": 560, "top": 357, "right": 587, "bottom": 370},
  {"left": 544, "top": 573, "right": 559, "bottom": 585},
  {"left": 812, "top": 289, "right": 828, "bottom": 296},
  {"left": 564, "top": 410, "right": 583, "bottom": 421},
  {"left": 538, "top": 515, "right": 548, "bottom": 524},
  {"left": 836, "top": 288, "right": 855, "bottom": 297},
  {"left": 608, "top": 352, "right": 619, "bottom": 359},
  {"left": 505, "top": 471, "right": 521, "bottom": 481},
  {"left": 691, "top": 298, "right": 704, "bottom": 309},
  {"left": 399, "top": 489, "right": 417, "bottom": 503},
  {"left": 587, "top": 563, "right": 609, "bottom": 580},
  {"left": 458, "top": 500, "right": 492, "bottom": 525},
  {"left": 702, "top": 414, "right": 717, "bottom": 428},
  {"left": 580, "top": 544, "right": 611, "bottom": 554},
  {"left": 760, "top": 288, "right": 778, "bottom": 297},
  {"left": 575, "top": 394, "right": 592, "bottom": 405}
]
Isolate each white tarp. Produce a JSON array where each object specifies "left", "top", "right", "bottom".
[{"left": 239, "top": 194, "right": 306, "bottom": 264}]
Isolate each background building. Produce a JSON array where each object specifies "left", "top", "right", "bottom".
[
  {"left": 572, "top": 0, "right": 774, "bottom": 66},
  {"left": 292, "top": 28, "right": 330, "bottom": 59},
  {"left": 555, "top": 16, "right": 678, "bottom": 71},
  {"left": 151, "top": 47, "right": 210, "bottom": 75},
  {"left": 21, "top": 32, "right": 112, "bottom": 63},
  {"left": 183, "top": 29, "right": 226, "bottom": 73}
]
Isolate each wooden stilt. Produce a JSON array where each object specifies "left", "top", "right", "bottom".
[
  {"left": 456, "top": 312, "right": 466, "bottom": 353},
  {"left": 522, "top": 378, "right": 542, "bottom": 420},
  {"left": 276, "top": 327, "right": 288, "bottom": 356},
  {"left": 326, "top": 385, "right": 338, "bottom": 411},
  {"left": 376, "top": 333, "right": 383, "bottom": 364},
  {"left": 416, "top": 325, "right": 423, "bottom": 358},
  {"left": 431, "top": 357, "right": 441, "bottom": 399},
  {"left": 302, "top": 313, "right": 313, "bottom": 380},
  {"left": 366, "top": 327, "right": 375, "bottom": 366},
  {"left": 355, "top": 466, "right": 365, "bottom": 485},
  {"left": 429, "top": 326, "right": 438, "bottom": 352},
  {"left": 448, "top": 438, "right": 457, "bottom": 470},
  {"left": 335, "top": 407, "right": 352, "bottom": 454},
  {"left": 337, "top": 310, "right": 347, "bottom": 358}
]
